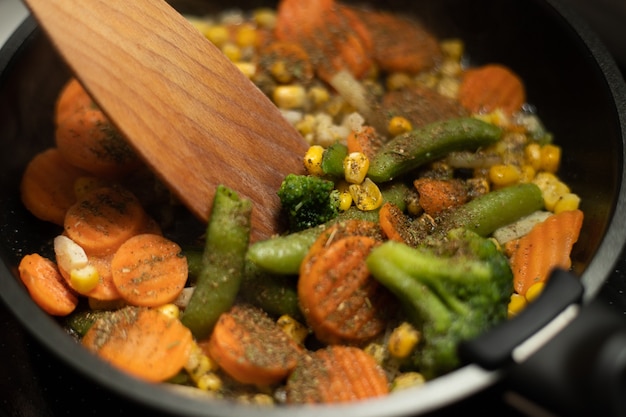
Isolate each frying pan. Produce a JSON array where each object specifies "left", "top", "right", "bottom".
[{"left": 1, "top": 0, "right": 625, "bottom": 416}]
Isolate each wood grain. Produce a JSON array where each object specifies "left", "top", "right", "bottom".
[{"left": 24, "top": 0, "right": 309, "bottom": 241}]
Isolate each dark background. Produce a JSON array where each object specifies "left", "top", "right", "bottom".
[{"left": 1, "top": 0, "right": 626, "bottom": 416}]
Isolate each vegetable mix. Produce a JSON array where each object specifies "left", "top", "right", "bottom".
[{"left": 17, "top": 0, "right": 583, "bottom": 406}]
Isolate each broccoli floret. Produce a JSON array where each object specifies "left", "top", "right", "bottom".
[
  {"left": 366, "top": 228, "right": 513, "bottom": 379},
  {"left": 277, "top": 174, "right": 341, "bottom": 232}
]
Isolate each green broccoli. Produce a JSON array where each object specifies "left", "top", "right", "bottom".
[
  {"left": 366, "top": 228, "right": 513, "bottom": 379},
  {"left": 277, "top": 173, "right": 341, "bottom": 232}
]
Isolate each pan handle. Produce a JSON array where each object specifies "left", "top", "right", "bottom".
[{"left": 461, "top": 270, "right": 626, "bottom": 416}]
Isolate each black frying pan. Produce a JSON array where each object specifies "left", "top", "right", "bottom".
[{"left": 1, "top": 0, "right": 626, "bottom": 416}]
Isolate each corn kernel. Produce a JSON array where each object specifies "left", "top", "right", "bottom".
[
  {"left": 338, "top": 191, "right": 353, "bottom": 211},
  {"left": 533, "top": 172, "right": 570, "bottom": 212},
  {"left": 524, "top": 143, "right": 542, "bottom": 171},
  {"left": 235, "top": 24, "right": 258, "bottom": 48},
  {"left": 489, "top": 164, "right": 521, "bottom": 188},
  {"left": 204, "top": 25, "right": 230, "bottom": 47},
  {"left": 526, "top": 282, "right": 545, "bottom": 303},
  {"left": 303, "top": 145, "right": 325, "bottom": 176},
  {"left": 277, "top": 314, "right": 309, "bottom": 345},
  {"left": 295, "top": 114, "right": 316, "bottom": 138},
  {"left": 387, "top": 116, "right": 413, "bottom": 137},
  {"left": 343, "top": 152, "right": 370, "bottom": 184},
  {"left": 386, "top": 72, "right": 413, "bottom": 91},
  {"left": 440, "top": 39, "right": 464, "bottom": 60},
  {"left": 388, "top": 322, "right": 420, "bottom": 359},
  {"left": 233, "top": 62, "right": 257, "bottom": 79},
  {"left": 519, "top": 164, "right": 536, "bottom": 183},
  {"left": 349, "top": 178, "right": 383, "bottom": 211},
  {"left": 54, "top": 235, "right": 88, "bottom": 273},
  {"left": 196, "top": 373, "right": 223, "bottom": 392},
  {"left": 253, "top": 8, "right": 277, "bottom": 29},
  {"left": 70, "top": 264, "right": 100, "bottom": 294},
  {"left": 439, "top": 59, "right": 463, "bottom": 77},
  {"left": 221, "top": 43, "right": 241, "bottom": 62},
  {"left": 308, "top": 86, "right": 330, "bottom": 109},
  {"left": 157, "top": 303, "right": 180, "bottom": 319},
  {"left": 272, "top": 85, "right": 307, "bottom": 109},
  {"left": 363, "top": 342, "right": 386, "bottom": 366},
  {"left": 436, "top": 76, "right": 460, "bottom": 99},
  {"left": 269, "top": 61, "right": 292, "bottom": 84},
  {"left": 553, "top": 193, "right": 581, "bottom": 214},
  {"left": 540, "top": 144, "right": 561, "bottom": 173},
  {"left": 508, "top": 293, "right": 527, "bottom": 318},
  {"left": 391, "top": 372, "right": 426, "bottom": 391}
]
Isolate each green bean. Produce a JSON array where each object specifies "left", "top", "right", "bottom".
[
  {"left": 239, "top": 260, "right": 302, "bottom": 321},
  {"left": 321, "top": 142, "right": 348, "bottom": 177},
  {"left": 368, "top": 117, "right": 503, "bottom": 182},
  {"left": 442, "top": 182, "right": 544, "bottom": 237},
  {"left": 180, "top": 185, "right": 252, "bottom": 339}
]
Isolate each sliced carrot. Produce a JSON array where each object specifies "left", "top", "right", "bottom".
[
  {"left": 63, "top": 185, "right": 149, "bottom": 256},
  {"left": 55, "top": 77, "right": 96, "bottom": 126},
  {"left": 111, "top": 234, "right": 188, "bottom": 307},
  {"left": 81, "top": 306, "right": 193, "bottom": 382},
  {"left": 413, "top": 178, "right": 469, "bottom": 216},
  {"left": 378, "top": 202, "right": 413, "bottom": 244},
  {"left": 298, "top": 235, "right": 392, "bottom": 345},
  {"left": 274, "top": 0, "right": 373, "bottom": 82},
  {"left": 18, "top": 253, "right": 78, "bottom": 316},
  {"left": 509, "top": 209, "right": 584, "bottom": 296},
  {"left": 56, "top": 250, "right": 122, "bottom": 301},
  {"left": 55, "top": 107, "right": 140, "bottom": 179},
  {"left": 286, "top": 345, "right": 389, "bottom": 403},
  {"left": 20, "top": 147, "right": 90, "bottom": 226},
  {"left": 350, "top": 7, "right": 442, "bottom": 74},
  {"left": 458, "top": 64, "right": 526, "bottom": 115},
  {"left": 207, "top": 303, "right": 302, "bottom": 386},
  {"left": 346, "top": 125, "right": 383, "bottom": 160}
]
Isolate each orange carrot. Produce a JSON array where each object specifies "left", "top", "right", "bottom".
[
  {"left": 378, "top": 202, "right": 412, "bottom": 243},
  {"left": 18, "top": 253, "right": 78, "bottom": 316},
  {"left": 111, "top": 234, "right": 188, "bottom": 307},
  {"left": 55, "top": 107, "right": 140, "bottom": 179},
  {"left": 413, "top": 178, "right": 469, "bottom": 216},
  {"left": 20, "top": 147, "right": 89, "bottom": 226},
  {"left": 286, "top": 345, "right": 389, "bottom": 403},
  {"left": 63, "top": 185, "right": 149, "bottom": 256},
  {"left": 81, "top": 306, "right": 193, "bottom": 382},
  {"left": 207, "top": 303, "right": 302, "bottom": 386},
  {"left": 55, "top": 77, "right": 95, "bottom": 126},
  {"left": 346, "top": 125, "right": 383, "bottom": 159},
  {"left": 509, "top": 209, "right": 584, "bottom": 296},
  {"left": 55, "top": 250, "right": 122, "bottom": 301},
  {"left": 350, "top": 7, "right": 442, "bottom": 74},
  {"left": 298, "top": 235, "right": 392, "bottom": 345},
  {"left": 458, "top": 64, "right": 526, "bottom": 115}
]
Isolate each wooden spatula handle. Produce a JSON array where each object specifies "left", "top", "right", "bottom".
[{"left": 24, "top": 0, "right": 309, "bottom": 241}]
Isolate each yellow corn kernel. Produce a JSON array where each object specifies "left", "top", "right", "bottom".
[
  {"left": 349, "top": 178, "right": 383, "bottom": 211},
  {"left": 489, "top": 164, "right": 521, "bottom": 188},
  {"left": 221, "top": 43, "right": 241, "bottom": 62},
  {"left": 475, "top": 109, "right": 509, "bottom": 127},
  {"left": 525, "top": 282, "right": 545, "bottom": 303},
  {"left": 343, "top": 152, "right": 370, "bottom": 184},
  {"left": 70, "top": 264, "right": 100, "bottom": 295},
  {"left": 303, "top": 145, "right": 325, "bottom": 176},
  {"left": 307, "top": 86, "right": 330, "bottom": 109},
  {"left": 439, "top": 59, "right": 463, "bottom": 77},
  {"left": 204, "top": 25, "right": 230, "bottom": 47},
  {"left": 388, "top": 322, "right": 420, "bottom": 359},
  {"left": 388, "top": 116, "right": 413, "bottom": 137},
  {"left": 386, "top": 72, "right": 413, "bottom": 91},
  {"left": 338, "top": 191, "right": 353, "bottom": 211},
  {"left": 269, "top": 61, "right": 292, "bottom": 84},
  {"left": 440, "top": 39, "right": 464, "bottom": 60},
  {"left": 295, "top": 114, "right": 316, "bottom": 138},
  {"left": 157, "top": 303, "right": 180, "bottom": 320},
  {"left": 519, "top": 164, "right": 536, "bottom": 183},
  {"left": 540, "top": 144, "right": 561, "bottom": 173},
  {"left": 391, "top": 372, "right": 426, "bottom": 391},
  {"left": 363, "top": 342, "right": 386, "bottom": 366},
  {"left": 235, "top": 24, "right": 258, "bottom": 48},
  {"left": 553, "top": 193, "right": 581, "bottom": 214},
  {"left": 524, "top": 143, "right": 542, "bottom": 171},
  {"left": 277, "top": 314, "right": 309, "bottom": 345},
  {"left": 253, "top": 8, "right": 277, "bottom": 29},
  {"left": 233, "top": 62, "right": 257, "bottom": 79},
  {"left": 196, "top": 373, "right": 223, "bottom": 392},
  {"left": 437, "top": 76, "right": 460, "bottom": 99},
  {"left": 272, "top": 85, "right": 307, "bottom": 110},
  {"left": 533, "top": 172, "right": 570, "bottom": 212},
  {"left": 508, "top": 293, "right": 528, "bottom": 318}
]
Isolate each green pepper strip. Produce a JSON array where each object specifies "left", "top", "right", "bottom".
[
  {"left": 368, "top": 117, "right": 503, "bottom": 182},
  {"left": 180, "top": 185, "right": 252, "bottom": 340}
]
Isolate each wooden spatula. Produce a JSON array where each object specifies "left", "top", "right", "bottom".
[{"left": 23, "top": 0, "right": 309, "bottom": 242}]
